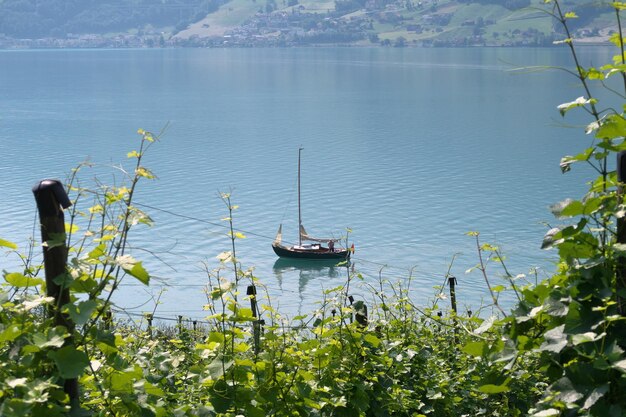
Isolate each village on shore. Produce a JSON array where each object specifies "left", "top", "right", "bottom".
[{"left": 0, "top": 0, "right": 612, "bottom": 49}]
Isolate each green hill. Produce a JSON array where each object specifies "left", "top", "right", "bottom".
[
  {"left": 0, "top": 0, "right": 618, "bottom": 47},
  {"left": 171, "top": 0, "right": 614, "bottom": 47}
]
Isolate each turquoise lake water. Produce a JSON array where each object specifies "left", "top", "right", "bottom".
[{"left": 0, "top": 47, "right": 608, "bottom": 320}]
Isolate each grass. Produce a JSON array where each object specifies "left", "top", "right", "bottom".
[
  {"left": 175, "top": 0, "right": 262, "bottom": 38},
  {"left": 209, "top": 0, "right": 262, "bottom": 27},
  {"left": 448, "top": 3, "right": 509, "bottom": 25},
  {"left": 298, "top": 0, "right": 336, "bottom": 13}
]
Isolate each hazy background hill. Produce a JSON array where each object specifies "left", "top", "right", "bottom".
[
  {"left": 0, "top": 0, "right": 618, "bottom": 47},
  {"left": 0, "top": 0, "right": 224, "bottom": 37}
]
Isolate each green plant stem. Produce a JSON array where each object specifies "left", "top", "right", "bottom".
[
  {"left": 473, "top": 234, "right": 507, "bottom": 317},
  {"left": 616, "top": 7, "right": 626, "bottom": 95}
]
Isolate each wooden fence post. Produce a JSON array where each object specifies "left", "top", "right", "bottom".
[
  {"left": 247, "top": 285, "right": 263, "bottom": 354},
  {"left": 32, "top": 179, "right": 79, "bottom": 405},
  {"left": 448, "top": 276, "right": 460, "bottom": 345},
  {"left": 448, "top": 276, "right": 458, "bottom": 315}
]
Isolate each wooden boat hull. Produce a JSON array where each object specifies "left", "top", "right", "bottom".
[{"left": 272, "top": 243, "right": 350, "bottom": 260}]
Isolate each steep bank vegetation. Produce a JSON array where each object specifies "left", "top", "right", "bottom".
[{"left": 2, "top": 1, "right": 626, "bottom": 416}]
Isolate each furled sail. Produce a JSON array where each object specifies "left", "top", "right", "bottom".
[
  {"left": 299, "top": 225, "right": 339, "bottom": 243},
  {"left": 274, "top": 224, "right": 283, "bottom": 245}
]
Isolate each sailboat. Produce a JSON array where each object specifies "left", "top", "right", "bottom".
[{"left": 272, "top": 149, "right": 352, "bottom": 260}]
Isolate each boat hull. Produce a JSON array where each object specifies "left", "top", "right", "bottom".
[{"left": 272, "top": 243, "right": 350, "bottom": 260}]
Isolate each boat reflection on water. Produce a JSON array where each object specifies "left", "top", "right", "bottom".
[{"left": 272, "top": 258, "right": 352, "bottom": 314}]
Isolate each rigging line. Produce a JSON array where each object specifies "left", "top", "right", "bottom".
[
  {"left": 118, "top": 283, "right": 309, "bottom": 297},
  {"left": 132, "top": 202, "right": 437, "bottom": 277},
  {"left": 135, "top": 200, "right": 325, "bottom": 248},
  {"left": 110, "top": 308, "right": 322, "bottom": 329},
  {"left": 113, "top": 309, "right": 180, "bottom": 322},
  {"left": 134, "top": 201, "right": 279, "bottom": 242},
  {"left": 136, "top": 309, "right": 209, "bottom": 313},
  {"left": 115, "top": 281, "right": 306, "bottom": 296},
  {"left": 134, "top": 200, "right": 348, "bottom": 249}
]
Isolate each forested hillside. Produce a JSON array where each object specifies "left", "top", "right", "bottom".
[
  {"left": 0, "top": 0, "right": 224, "bottom": 38},
  {"left": 0, "top": 0, "right": 616, "bottom": 47}
]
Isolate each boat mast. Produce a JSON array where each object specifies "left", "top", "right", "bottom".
[{"left": 298, "top": 147, "right": 303, "bottom": 246}]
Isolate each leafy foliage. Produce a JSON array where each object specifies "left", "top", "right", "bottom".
[
  {"left": 2, "top": 2, "right": 626, "bottom": 416},
  {"left": 0, "top": 127, "right": 545, "bottom": 416},
  {"left": 462, "top": 2, "right": 626, "bottom": 416}
]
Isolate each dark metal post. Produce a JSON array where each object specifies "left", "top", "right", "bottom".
[
  {"left": 247, "top": 285, "right": 258, "bottom": 317},
  {"left": 178, "top": 315, "right": 183, "bottom": 335},
  {"left": 146, "top": 313, "right": 153, "bottom": 337},
  {"left": 247, "top": 285, "right": 262, "bottom": 354},
  {"left": 104, "top": 310, "right": 113, "bottom": 330},
  {"left": 32, "top": 179, "right": 78, "bottom": 404},
  {"left": 448, "top": 276, "right": 458, "bottom": 314},
  {"left": 32, "top": 179, "right": 72, "bottom": 325},
  {"left": 617, "top": 151, "right": 626, "bottom": 315}
]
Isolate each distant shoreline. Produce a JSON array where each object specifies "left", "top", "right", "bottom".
[{"left": 0, "top": 38, "right": 611, "bottom": 50}]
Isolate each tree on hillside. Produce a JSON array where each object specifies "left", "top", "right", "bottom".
[{"left": 0, "top": 0, "right": 224, "bottom": 38}]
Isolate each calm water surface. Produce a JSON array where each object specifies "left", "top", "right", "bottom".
[{"left": 0, "top": 47, "right": 606, "bottom": 320}]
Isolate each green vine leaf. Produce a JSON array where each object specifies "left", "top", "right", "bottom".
[
  {"left": 135, "top": 166, "right": 156, "bottom": 179},
  {"left": 48, "top": 346, "right": 90, "bottom": 379},
  {"left": 32, "top": 327, "right": 67, "bottom": 349},
  {"left": 553, "top": 38, "right": 573, "bottom": 45},
  {"left": 21, "top": 296, "right": 55, "bottom": 312},
  {"left": 557, "top": 96, "right": 595, "bottom": 116},
  {"left": 614, "top": 359, "right": 626, "bottom": 373},
  {"left": 612, "top": 3, "right": 626, "bottom": 12},
  {"left": 582, "top": 385, "right": 609, "bottom": 410},
  {"left": 0, "top": 238, "right": 17, "bottom": 250},
  {"left": 107, "top": 371, "right": 136, "bottom": 394},
  {"left": 539, "top": 325, "right": 567, "bottom": 353},
  {"left": 67, "top": 300, "right": 99, "bottom": 325},
  {"left": 43, "top": 232, "right": 67, "bottom": 249},
  {"left": 541, "top": 227, "right": 563, "bottom": 250},
  {"left": 4, "top": 273, "right": 44, "bottom": 288},
  {"left": 613, "top": 243, "right": 626, "bottom": 255},
  {"left": 584, "top": 67, "right": 604, "bottom": 80},
  {"left": 560, "top": 148, "right": 593, "bottom": 173},
  {"left": 474, "top": 316, "right": 497, "bottom": 334},
  {"left": 117, "top": 255, "right": 150, "bottom": 285},
  {"left": 596, "top": 114, "right": 626, "bottom": 140},
  {"left": 531, "top": 409, "right": 560, "bottom": 417},
  {"left": 0, "top": 324, "right": 23, "bottom": 342},
  {"left": 462, "top": 341, "right": 487, "bottom": 357},
  {"left": 478, "top": 384, "right": 510, "bottom": 394}
]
